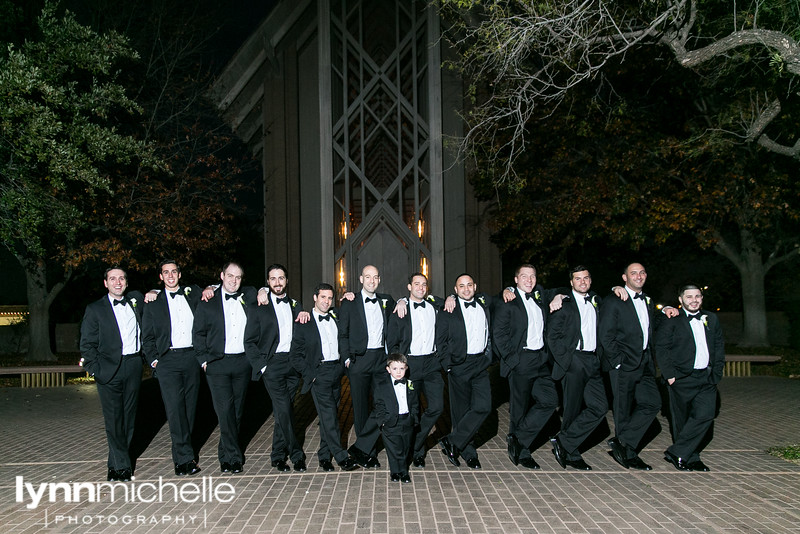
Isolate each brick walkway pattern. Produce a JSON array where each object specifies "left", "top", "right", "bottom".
[{"left": 0, "top": 374, "right": 798, "bottom": 533}]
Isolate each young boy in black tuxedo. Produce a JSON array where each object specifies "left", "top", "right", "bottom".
[{"left": 354, "top": 353, "right": 418, "bottom": 483}]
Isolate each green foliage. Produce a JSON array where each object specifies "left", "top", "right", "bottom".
[{"left": 767, "top": 444, "right": 800, "bottom": 463}]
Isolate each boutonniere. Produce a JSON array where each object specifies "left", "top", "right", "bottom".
[
  {"left": 534, "top": 291, "right": 541, "bottom": 302},
  {"left": 237, "top": 296, "right": 245, "bottom": 306},
  {"left": 701, "top": 314, "right": 708, "bottom": 327},
  {"left": 406, "top": 380, "right": 414, "bottom": 391},
  {"left": 291, "top": 299, "right": 298, "bottom": 308},
  {"left": 129, "top": 298, "right": 137, "bottom": 308},
  {"left": 590, "top": 295, "right": 598, "bottom": 308},
  {"left": 330, "top": 311, "right": 337, "bottom": 320},
  {"left": 645, "top": 296, "right": 651, "bottom": 305},
  {"left": 478, "top": 296, "right": 486, "bottom": 306},
  {"left": 381, "top": 298, "right": 388, "bottom": 309},
  {"left": 184, "top": 287, "right": 192, "bottom": 296},
  {"left": 426, "top": 295, "right": 435, "bottom": 302}
]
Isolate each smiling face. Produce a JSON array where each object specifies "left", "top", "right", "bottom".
[
  {"left": 267, "top": 267, "right": 287, "bottom": 297},
  {"left": 515, "top": 266, "right": 536, "bottom": 294},
  {"left": 314, "top": 289, "right": 334, "bottom": 314},
  {"left": 679, "top": 288, "right": 703, "bottom": 313},
  {"left": 387, "top": 360, "right": 408, "bottom": 381},
  {"left": 220, "top": 264, "right": 243, "bottom": 294},
  {"left": 622, "top": 263, "right": 647, "bottom": 293},
  {"left": 104, "top": 269, "right": 128, "bottom": 299},
  {"left": 570, "top": 270, "right": 591, "bottom": 296},
  {"left": 360, "top": 265, "right": 380, "bottom": 295},
  {"left": 159, "top": 263, "right": 181, "bottom": 291},
  {"left": 408, "top": 275, "right": 428, "bottom": 302},
  {"left": 454, "top": 274, "right": 476, "bottom": 301}
]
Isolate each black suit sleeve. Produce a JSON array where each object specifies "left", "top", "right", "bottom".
[
  {"left": 337, "top": 299, "right": 354, "bottom": 358},
  {"left": 79, "top": 302, "right": 102, "bottom": 377}
]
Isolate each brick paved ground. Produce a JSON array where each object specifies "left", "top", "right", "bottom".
[{"left": 1, "top": 374, "right": 798, "bottom": 533}]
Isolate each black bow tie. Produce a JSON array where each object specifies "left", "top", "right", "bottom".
[
  {"left": 464, "top": 301, "right": 477, "bottom": 308},
  {"left": 275, "top": 296, "right": 290, "bottom": 305},
  {"left": 225, "top": 292, "right": 240, "bottom": 300},
  {"left": 394, "top": 379, "right": 407, "bottom": 385},
  {"left": 633, "top": 293, "right": 645, "bottom": 300},
  {"left": 169, "top": 288, "right": 185, "bottom": 299},
  {"left": 687, "top": 313, "right": 701, "bottom": 321},
  {"left": 413, "top": 301, "right": 426, "bottom": 309},
  {"left": 318, "top": 314, "right": 331, "bottom": 321},
  {"left": 525, "top": 292, "right": 534, "bottom": 300},
  {"left": 365, "top": 297, "right": 378, "bottom": 304},
  {"left": 113, "top": 298, "right": 126, "bottom": 306},
  {"left": 584, "top": 296, "right": 592, "bottom": 303}
]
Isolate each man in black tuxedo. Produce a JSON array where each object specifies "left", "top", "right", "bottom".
[
  {"left": 338, "top": 264, "right": 395, "bottom": 468},
  {"left": 436, "top": 273, "right": 492, "bottom": 469},
  {"left": 386, "top": 273, "right": 445, "bottom": 468},
  {"left": 546, "top": 266, "right": 607, "bottom": 471},
  {"left": 291, "top": 283, "right": 359, "bottom": 472},
  {"left": 192, "top": 262, "right": 257, "bottom": 474},
  {"left": 142, "top": 260, "right": 203, "bottom": 476},
  {"left": 599, "top": 262, "right": 662, "bottom": 470},
  {"left": 244, "top": 263, "right": 309, "bottom": 473},
  {"left": 494, "top": 264, "right": 563, "bottom": 470},
  {"left": 80, "top": 267, "right": 144, "bottom": 482},
  {"left": 655, "top": 284, "right": 725, "bottom": 472}
]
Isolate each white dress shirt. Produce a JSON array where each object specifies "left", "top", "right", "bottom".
[
  {"left": 573, "top": 291, "right": 597, "bottom": 352},
  {"left": 460, "top": 298, "right": 488, "bottom": 354},
  {"left": 408, "top": 300, "right": 436, "bottom": 355},
  {"left": 222, "top": 292, "right": 247, "bottom": 354},
  {"left": 314, "top": 309, "right": 340, "bottom": 361},
  {"left": 110, "top": 295, "right": 140, "bottom": 355},
  {"left": 166, "top": 288, "right": 193, "bottom": 349},
  {"left": 625, "top": 286, "right": 649, "bottom": 351}
]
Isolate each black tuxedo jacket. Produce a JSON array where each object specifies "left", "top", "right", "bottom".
[
  {"left": 434, "top": 294, "right": 492, "bottom": 371},
  {"left": 546, "top": 291, "right": 602, "bottom": 380},
  {"left": 654, "top": 310, "right": 725, "bottom": 384},
  {"left": 386, "top": 295, "right": 445, "bottom": 355},
  {"left": 338, "top": 292, "right": 395, "bottom": 358},
  {"left": 141, "top": 284, "right": 203, "bottom": 365},
  {"left": 192, "top": 286, "right": 257, "bottom": 366},
  {"left": 80, "top": 291, "right": 144, "bottom": 384},
  {"left": 598, "top": 291, "right": 660, "bottom": 372},
  {"left": 244, "top": 294, "right": 303, "bottom": 380},
  {"left": 372, "top": 374, "right": 419, "bottom": 428},
  {"left": 291, "top": 310, "right": 344, "bottom": 394},
  {"left": 493, "top": 285, "right": 561, "bottom": 377}
]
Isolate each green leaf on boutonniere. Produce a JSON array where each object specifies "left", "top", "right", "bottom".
[{"left": 407, "top": 380, "right": 414, "bottom": 391}]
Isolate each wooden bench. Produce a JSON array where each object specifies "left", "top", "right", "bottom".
[
  {"left": 0, "top": 365, "right": 86, "bottom": 387},
  {"left": 724, "top": 355, "right": 781, "bottom": 377}
]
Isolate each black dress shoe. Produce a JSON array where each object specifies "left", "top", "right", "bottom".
[
  {"left": 347, "top": 445, "right": 369, "bottom": 468},
  {"left": 551, "top": 437, "right": 567, "bottom": 469},
  {"left": 519, "top": 457, "right": 541, "bottom": 470},
  {"left": 365, "top": 455, "right": 381, "bottom": 469},
  {"left": 175, "top": 463, "right": 188, "bottom": 476},
  {"left": 687, "top": 460, "right": 709, "bottom": 472},
  {"left": 565, "top": 458, "right": 592, "bottom": 470},
  {"left": 507, "top": 434, "right": 522, "bottom": 466},
  {"left": 220, "top": 462, "right": 232, "bottom": 473},
  {"left": 185, "top": 460, "right": 201, "bottom": 476},
  {"left": 320, "top": 459, "right": 335, "bottom": 472},
  {"left": 230, "top": 461, "right": 243, "bottom": 473},
  {"left": 390, "top": 472, "right": 401, "bottom": 482},
  {"left": 627, "top": 456, "right": 652, "bottom": 471},
  {"left": 412, "top": 456, "right": 426, "bottom": 468},
  {"left": 107, "top": 469, "right": 118, "bottom": 482},
  {"left": 293, "top": 459, "right": 307, "bottom": 472},
  {"left": 400, "top": 473, "right": 411, "bottom": 483},
  {"left": 118, "top": 468, "right": 132, "bottom": 482},
  {"left": 271, "top": 460, "right": 291, "bottom": 472},
  {"left": 664, "top": 451, "right": 690, "bottom": 471},
  {"left": 465, "top": 457, "right": 482, "bottom": 469},
  {"left": 338, "top": 457, "right": 360, "bottom": 471},
  {"left": 439, "top": 437, "right": 461, "bottom": 467},
  {"left": 608, "top": 437, "right": 630, "bottom": 469}
]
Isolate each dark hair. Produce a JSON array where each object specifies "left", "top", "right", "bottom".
[
  {"left": 678, "top": 284, "right": 702, "bottom": 297},
  {"left": 266, "top": 263, "right": 288, "bottom": 278},
  {"left": 386, "top": 353, "right": 408, "bottom": 367},
  {"left": 623, "top": 262, "right": 645, "bottom": 274},
  {"left": 569, "top": 265, "right": 591, "bottom": 280},
  {"left": 159, "top": 259, "right": 180, "bottom": 273},
  {"left": 221, "top": 262, "right": 244, "bottom": 277},
  {"left": 515, "top": 264, "right": 536, "bottom": 277},
  {"left": 408, "top": 272, "right": 427, "bottom": 284},
  {"left": 454, "top": 272, "right": 474, "bottom": 284},
  {"left": 104, "top": 266, "right": 126, "bottom": 280},
  {"left": 314, "top": 282, "right": 334, "bottom": 296}
]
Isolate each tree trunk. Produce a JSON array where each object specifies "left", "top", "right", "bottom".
[
  {"left": 737, "top": 251, "right": 769, "bottom": 347},
  {"left": 17, "top": 256, "right": 68, "bottom": 362}
]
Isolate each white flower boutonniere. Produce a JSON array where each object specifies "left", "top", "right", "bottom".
[
  {"left": 381, "top": 298, "right": 387, "bottom": 309},
  {"left": 330, "top": 311, "right": 337, "bottom": 320},
  {"left": 478, "top": 296, "right": 486, "bottom": 306},
  {"left": 129, "top": 298, "right": 137, "bottom": 308},
  {"left": 238, "top": 296, "right": 245, "bottom": 306},
  {"left": 184, "top": 287, "right": 192, "bottom": 296},
  {"left": 291, "top": 299, "right": 297, "bottom": 308},
  {"left": 645, "top": 296, "right": 651, "bottom": 305},
  {"left": 426, "top": 295, "right": 435, "bottom": 302},
  {"left": 701, "top": 314, "right": 708, "bottom": 327},
  {"left": 534, "top": 291, "right": 541, "bottom": 302},
  {"left": 590, "top": 295, "right": 598, "bottom": 308},
  {"left": 407, "top": 380, "right": 414, "bottom": 391}
]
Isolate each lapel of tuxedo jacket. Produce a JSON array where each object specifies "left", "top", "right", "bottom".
[{"left": 101, "top": 297, "right": 124, "bottom": 348}]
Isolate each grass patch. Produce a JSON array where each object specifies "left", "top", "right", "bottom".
[{"left": 767, "top": 445, "right": 800, "bottom": 465}]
